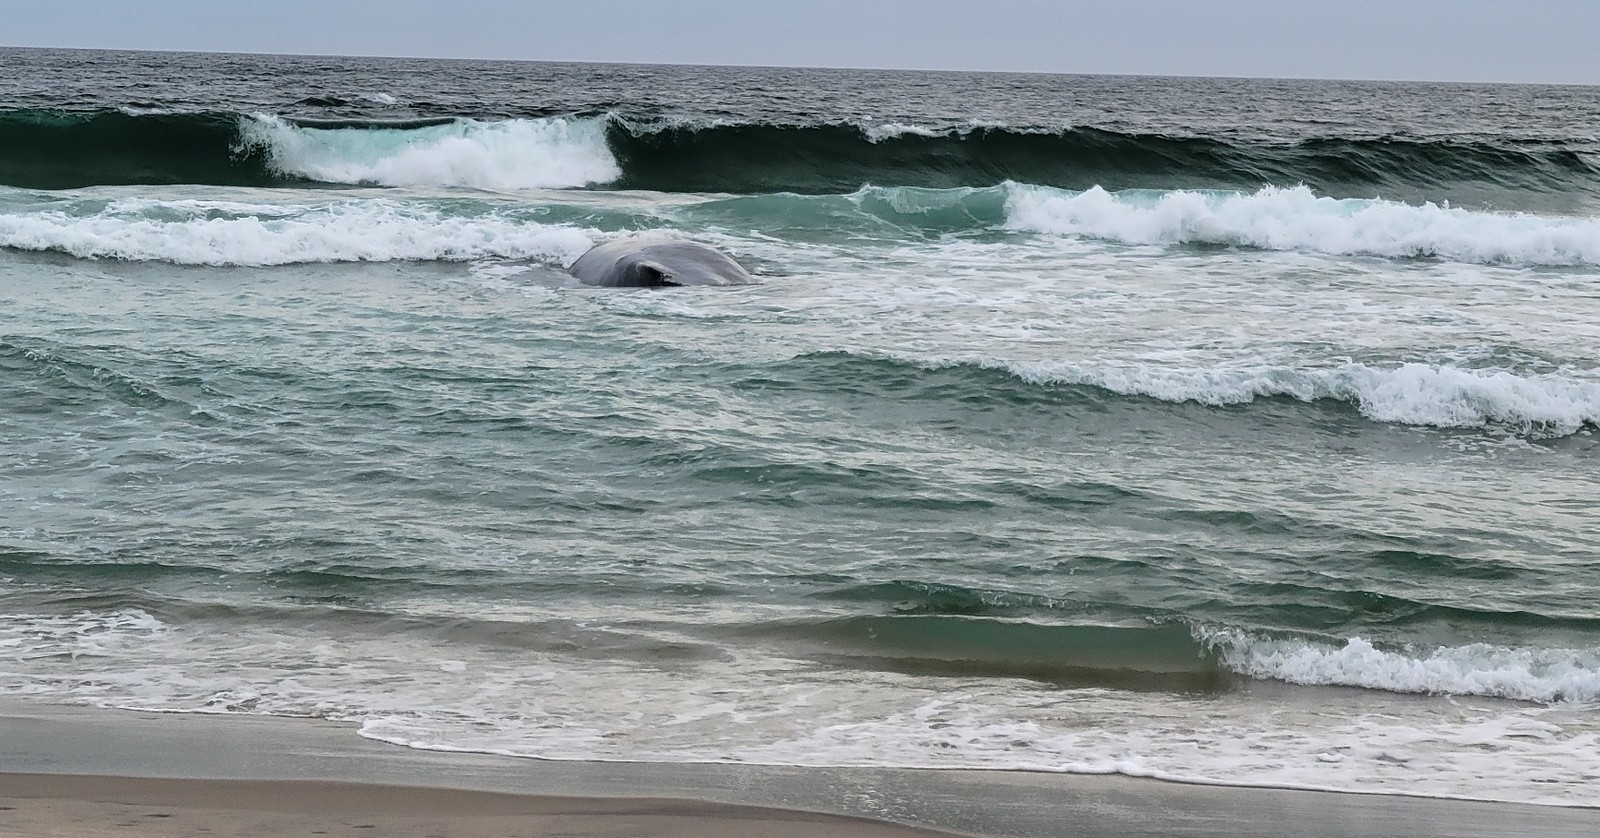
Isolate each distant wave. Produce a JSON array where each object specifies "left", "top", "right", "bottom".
[
  {"left": 3, "top": 109, "right": 1599, "bottom": 201},
  {"left": 607, "top": 119, "right": 1600, "bottom": 198},
  {"left": 0, "top": 109, "right": 277, "bottom": 189},
  {"left": 0, "top": 110, "right": 621, "bottom": 191}
]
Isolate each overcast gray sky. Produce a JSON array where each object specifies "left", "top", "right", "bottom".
[{"left": 5, "top": 1, "right": 1598, "bottom": 84}]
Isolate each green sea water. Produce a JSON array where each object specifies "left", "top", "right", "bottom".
[{"left": 2, "top": 48, "right": 1598, "bottom": 804}]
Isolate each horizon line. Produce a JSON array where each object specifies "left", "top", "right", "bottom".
[{"left": 4, "top": 43, "right": 1596, "bottom": 89}]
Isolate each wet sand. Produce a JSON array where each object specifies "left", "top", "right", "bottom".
[
  {"left": 0, "top": 773, "right": 956, "bottom": 837},
  {"left": 2, "top": 700, "right": 1595, "bottom": 837}
]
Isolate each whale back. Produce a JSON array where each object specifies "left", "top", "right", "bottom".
[{"left": 569, "top": 238, "right": 755, "bottom": 288}]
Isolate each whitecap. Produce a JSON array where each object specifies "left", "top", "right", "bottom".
[
  {"left": 237, "top": 115, "right": 621, "bottom": 190},
  {"left": 1005, "top": 183, "right": 1600, "bottom": 267}
]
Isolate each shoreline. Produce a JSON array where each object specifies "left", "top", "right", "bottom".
[{"left": 2, "top": 700, "right": 1597, "bottom": 837}]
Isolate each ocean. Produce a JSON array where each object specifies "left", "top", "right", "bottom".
[{"left": 2, "top": 47, "right": 1598, "bottom": 807}]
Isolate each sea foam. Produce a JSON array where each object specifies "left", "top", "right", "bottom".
[
  {"left": 4, "top": 605, "right": 1597, "bottom": 806},
  {"left": 1006, "top": 184, "right": 1600, "bottom": 267},
  {"left": 238, "top": 115, "right": 621, "bottom": 189},
  {"left": 1203, "top": 628, "right": 1600, "bottom": 704},
  {"left": 0, "top": 196, "right": 594, "bottom": 266},
  {"left": 989, "top": 359, "right": 1600, "bottom": 435}
]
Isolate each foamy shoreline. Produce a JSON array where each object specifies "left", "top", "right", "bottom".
[{"left": 2, "top": 699, "right": 1595, "bottom": 838}]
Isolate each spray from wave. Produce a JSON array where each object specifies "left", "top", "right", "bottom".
[{"left": 237, "top": 115, "right": 620, "bottom": 189}]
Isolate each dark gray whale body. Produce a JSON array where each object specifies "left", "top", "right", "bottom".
[{"left": 568, "top": 237, "right": 755, "bottom": 288}]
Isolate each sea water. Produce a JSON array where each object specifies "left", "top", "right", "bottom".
[{"left": 2, "top": 48, "right": 1598, "bottom": 805}]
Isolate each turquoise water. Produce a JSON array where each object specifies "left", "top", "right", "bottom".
[{"left": 2, "top": 49, "right": 1599, "bottom": 804}]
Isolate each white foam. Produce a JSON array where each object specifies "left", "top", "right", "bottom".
[
  {"left": 610, "top": 114, "right": 735, "bottom": 136},
  {"left": 0, "top": 196, "right": 595, "bottom": 266},
  {"left": 860, "top": 120, "right": 1046, "bottom": 142},
  {"left": 0, "top": 609, "right": 168, "bottom": 663},
  {"left": 1204, "top": 629, "right": 1600, "bottom": 704},
  {"left": 4, "top": 607, "right": 1600, "bottom": 806},
  {"left": 238, "top": 115, "right": 621, "bottom": 189},
  {"left": 1005, "top": 184, "right": 1600, "bottom": 267},
  {"left": 991, "top": 359, "right": 1600, "bottom": 434},
  {"left": 861, "top": 122, "right": 946, "bottom": 142}
]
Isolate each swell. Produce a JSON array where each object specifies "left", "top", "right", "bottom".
[
  {"left": 610, "top": 122, "right": 1600, "bottom": 198},
  {"left": 0, "top": 110, "right": 609, "bottom": 190},
  {"left": 0, "top": 109, "right": 285, "bottom": 189},
  {"left": 731, "top": 616, "right": 1234, "bottom": 692},
  {"left": 4, "top": 109, "right": 1598, "bottom": 201}
]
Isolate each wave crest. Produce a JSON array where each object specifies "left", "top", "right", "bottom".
[
  {"left": 1204, "top": 628, "right": 1600, "bottom": 704},
  {"left": 3, "top": 109, "right": 1597, "bottom": 202},
  {"left": 798, "top": 351, "right": 1599, "bottom": 437},
  {"left": 1006, "top": 184, "right": 1600, "bottom": 266},
  {"left": 0, "top": 196, "right": 595, "bottom": 266},
  {"left": 238, "top": 115, "right": 621, "bottom": 189},
  {"left": 993, "top": 357, "right": 1600, "bottom": 436}
]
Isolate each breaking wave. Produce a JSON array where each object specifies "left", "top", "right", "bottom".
[
  {"left": 1006, "top": 183, "right": 1600, "bottom": 266},
  {"left": 605, "top": 120, "right": 1600, "bottom": 199},
  {"left": 4, "top": 184, "right": 1597, "bottom": 270},
  {"left": 799, "top": 351, "right": 1600, "bottom": 437},
  {"left": 238, "top": 115, "right": 620, "bottom": 189},
  {"left": 0, "top": 195, "right": 595, "bottom": 266},
  {"left": 993, "top": 358, "right": 1600, "bottom": 435},
  {"left": 1203, "top": 628, "right": 1600, "bottom": 704},
  {"left": 3, "top": 109, "right": 1598, "bottom": 204}
]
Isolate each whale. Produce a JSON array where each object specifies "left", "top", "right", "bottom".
[{"left": 568, "top": 237, "right": 755, "bottom": 288}]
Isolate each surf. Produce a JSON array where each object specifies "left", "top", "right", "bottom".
[
  {"left": 238, "top": 115, "right": 620, "bottom": 189},
  {"left": 3, "top": 109, "right": 1599, "bottom": 207},
  {"left": 5, "top": 183, "right": 1599, "bottom": 270}
]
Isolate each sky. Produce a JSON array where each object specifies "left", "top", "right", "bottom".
[{"left": 4, "top": 0, "right": 1598, "bottom": 85}]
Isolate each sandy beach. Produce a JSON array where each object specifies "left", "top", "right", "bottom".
[
  {"left": 0, "top": 773, "right": 958, "bottom": 838},
  {"left": 2, "top": 700, "right": 1596, "bottom": 838}
]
